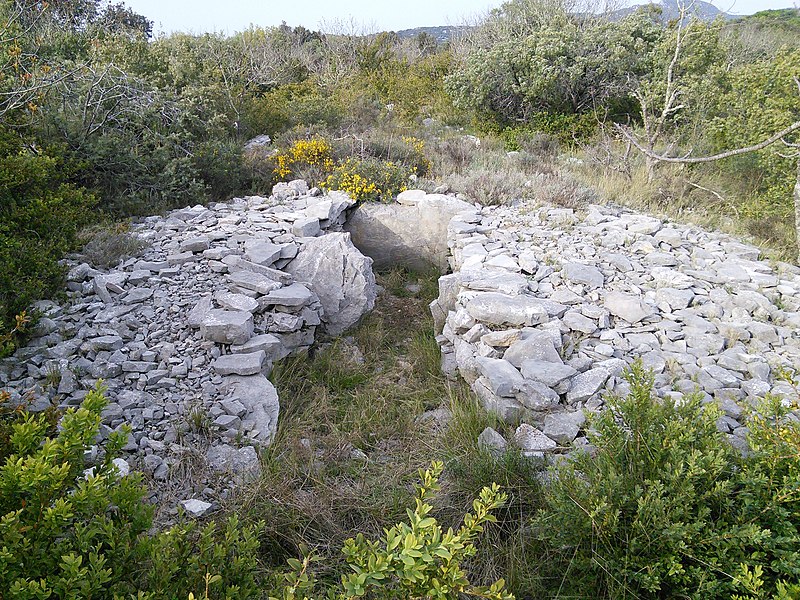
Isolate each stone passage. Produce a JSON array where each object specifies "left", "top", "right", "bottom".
[
  {"left": 433, "top": 202, "right": 800, "bottom": 457},
  {"left": 1, "top": 182, "right": 376, "bottom": 505}
]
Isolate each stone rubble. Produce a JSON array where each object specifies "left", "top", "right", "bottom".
[
  {"left": 0, "top": 185, "right": 375, "bottom": 510},
  {"left": 433, "top": 200, "right": 800, "bottom": 456}
]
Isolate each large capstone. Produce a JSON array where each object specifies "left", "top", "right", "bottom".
[
  {"left": 285, "top": 232, "right": 376, "bottom": 337},
  {"left": 344, "top": 191, "right": 473, "bottom": 271}
]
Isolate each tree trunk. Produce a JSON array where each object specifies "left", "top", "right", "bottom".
[{"left": 795, "top": 158, "right": 800, "bottom": 263}]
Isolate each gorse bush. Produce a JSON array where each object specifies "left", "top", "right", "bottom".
[
  {"left": 274, "top": 138, "right": 335, "bottom": 183},
  {"left": 530, "top": 361, "right": 800, "bottom": 599},
  {"left": 323, "top": 157, "right": 412, "bottom": 202}
]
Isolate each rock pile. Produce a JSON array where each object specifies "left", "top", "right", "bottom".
[
  {"left": 0, "top": 183, "right": 376, "bottom": 506},
  {"left": 433, "top": 201, "right": 800, "bottom": 457}
]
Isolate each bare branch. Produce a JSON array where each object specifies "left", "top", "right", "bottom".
[{"left": 616, "top": 121, "right": 800, "bottom": 164}]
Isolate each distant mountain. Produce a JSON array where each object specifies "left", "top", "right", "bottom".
[
  {"left": 394, "top": 26, "right": 471, "bottom": 43},
  {"left": 611, "top": 0, "right": 735, "bottom": 22},
  {"left": 394, "top": 1, "right": 735, "bottom": 44}
]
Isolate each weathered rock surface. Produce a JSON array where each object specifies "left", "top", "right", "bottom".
[
  {"left": 345, "top": 190, "right": 472, "bottom": 271},
  {"left": 286, "top": 233, "right": 377, "bottom": 337}
]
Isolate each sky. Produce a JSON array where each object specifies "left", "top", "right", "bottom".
[{"left": 121, "top": 0, "right": 799, "bottom": 35}]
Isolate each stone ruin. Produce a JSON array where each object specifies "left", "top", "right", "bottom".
[{"left": 5, "top": 181, "right": 800, "bottom": 513}]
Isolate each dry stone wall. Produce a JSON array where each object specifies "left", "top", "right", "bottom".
[
  {"left": 0, "top": 182, "right": 375, "bottom": 512},
  {"left": 432, "top": 201, "right": 800, "bottom": 457}
]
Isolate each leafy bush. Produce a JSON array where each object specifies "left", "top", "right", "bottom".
[
  {"left": 271, "top": 461, "right": 514, "bottom": 600},
  {"left": 0, "top": 129, "right": 96, "bottom": 331},
  {"left": 530, "top": 361, "right": 800, "bottom": 599},
  {"left": 0, "top": 384, "right": 152, "bottom": 598},
  {"left": 0, "top": 385, "right": 264, "bottom": 599}
]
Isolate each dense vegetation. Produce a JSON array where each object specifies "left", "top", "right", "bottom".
[
  {"left": 2, "top": 0, "right": 800, "bottom": 597},
  {"left": 1, "top": 0, "right": 800, "bottom": 328}
]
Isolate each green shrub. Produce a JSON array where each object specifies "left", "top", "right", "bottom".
[
  {"left": 0, "top": 384, "right": 152, "bottom": 598},
  {"left": 0, "top": 385, "right": 264, "bottom": 599},
  {"left": 530, "top": 361, "right": 800, "bottom": 599},
  {"left": 146, "top": 515, "right": 262, "bottom": 600},
  {"left": 271, "top": 461, "right": 514, "bottom": 600},
  {"left": 0, "top": 129, "right": 97, "bottom": 332}
]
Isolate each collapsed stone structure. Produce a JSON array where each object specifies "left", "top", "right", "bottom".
[
  {"left": 432, "top": 202, "right": 800, "bottom": 457},
  {"left": 4, "top": 181, "right": 800, "bottom": 512},
  {"left": 0, "top": 182, "right": 376, "bottom": 511}
]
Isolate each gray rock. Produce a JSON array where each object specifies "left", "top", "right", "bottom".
[
  {"left": 285, "top": 233, "right": 376, "bottom": 337},
  {"left": 214, "top": 291, "right": 259, "bottom": 313},
  {"left": 478, "top": 427, "right": 508, "bottom": 456},
  {"left": 206, "top": 444, "right": 261, "bottom": 477},
  {"left": 245, "top": 242, "right": 284, "bottom": 267},
  {"left": 212, "top": 351, "right": 266, "bottom": 376},
  {"left": 259, "top": 283, "right": 315, "bottom": 308},
  {"left": 231, "top": 334, "right": 284, "bottom": 359},
  {"left": 200, "top": 310, "right": 254, "bottom": 345},
  {"left": 504, "top": 332, "right": 562, "bottom": 368},
  {"left": 229, "top": 271, "right": 282, "bottom": 295},
  {"left": 292, "top": 217, "right": 321, "bottom": 237},
  {"left": 544, "top": 411, "right": 586, "bottom": 445},
  {"left": 180, "top": 237, "right": 210, "bottom": 253},
  {"left": 220, "top": 374, "right": 279, "bottom": 444},
  {"left": 567, "top": 368, "right": 611, "bottom": 404},
  {"left": 563, "top": 263, "right": 604, "bottom": 288},
  {"left": 514, "top": 423, "right": 557, "bottom": 453},
  {"left": 188, "top": 296, "right": 214, "bottom": 328},
  {"left": 563, "top": 311, "right": 597, "bottom": 333},
  {"left": 344, "top": 193, "right": 473, "bottom": 271},
  {"left": 122, "top": 287, "right": 153, "bottom": 304},
  {"left": 465, "top": 293, "right": 549, "bottom": 327},
  {"left": 181, "top": 498, "right": 213, "bottom": 518},
  {"left": 604, "top": 292, "right": 656, "bottom": 324},
  {"left": 475, "top": 357, "right": 525, "bottom": 397},
  {"left": 517, "top": 381, "right": 560, "bottom": 411},
  {"left": 520, "top": 360, "right": 578, "bottom": 388}
]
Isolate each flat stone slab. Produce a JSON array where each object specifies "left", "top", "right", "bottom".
[
  {"left": 213, "top": 351, "right": 265, "bottom": 376},
  {"left": 520, "top": 360, "right": 578, "bottom": 388},
  {"left": 228, "top": 271, "right": 282, "bottom": 295},
  {"left": 200, "top": 309, "right": 254, "bottom": 345},
  {"left": 231, "top": 333, "right": 283, "bottom": 359},
  {"left": 214, "top": 291, "right": 259, "bottom": 313},
  {"left": 503, "top": 331, "right": 563, "bottom": 368},
  {"left": 245, "top": 242, "right": 284, "bottom": 267},
  {"left": 122, "top": 287, "right": 153, "bottom": 304},
  {"left": 258, "top": 283, "right": 315, "bottom": 308},
  {"left": 563, "top": 263, "right": 604, "bottom": 288},
  {"left": 604, "top": 291, "right": 656, "bottom": 324},
  {"left": 465, "top": 293, "right": 549, "bottom": 327}
]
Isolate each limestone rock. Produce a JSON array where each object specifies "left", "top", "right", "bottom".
[
  {"left": 200, "top": 310, "right": 254, "bottom": 345},
  {"left": 344, "top": 192, "right": 473, "bottom": 271},
  {"left": 285, "top": 233, "right": 376, "bottom": 336}
]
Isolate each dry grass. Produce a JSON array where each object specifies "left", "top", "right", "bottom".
[
  {"left": 225, "top": 269, "right": 499, "bottom": 582},
  {"left": 570, "top": 143, "right": 797, "bottom": 261},
  {"left": 78, "top": 223, "right": 148, "bottom": 269}
]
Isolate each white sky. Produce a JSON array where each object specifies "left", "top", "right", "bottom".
[{"left": 121, "top": 0, "right": 799, "bottom": 35}]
